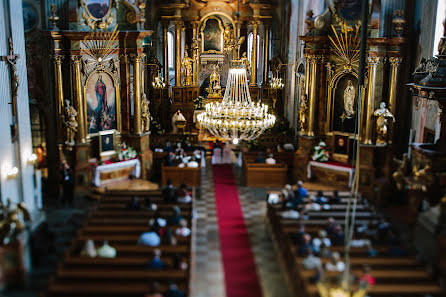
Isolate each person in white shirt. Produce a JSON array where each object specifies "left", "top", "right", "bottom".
[
  {"left": 325, "top": 252, "right": 345, "bottom": 272},
  {"left": 80, "top": 239, "right": 97, "bottom": 257},
  {"left": 302, "top": 249, "right": 321, "bottom": 270},
  {"left": 176, "top": 219, "right": 191, "bottom": 237},
  {"left": 265, "top": 154, "right": 276, "bottom": 164},
  {"left": 97, "top": 241, "right": 117, "bottom": 258}
]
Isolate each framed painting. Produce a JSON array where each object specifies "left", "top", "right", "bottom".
[
  {"left": 201, "top": 16, "right": 224, "bottom": 53},
  {"left": 84, "top": 70, "right": 120, "bottom": 135},
  {"left": 332, "top": 132, "right": 350, "bottom": 163},
  {"left": 99, "top": 130, "right": 116, "bottom": 157},
  {"left": 22, "top": 1, "right": 39, "bottom": 33},
  {"left": 83, "top": 0, "right": 111, "bottom": 20}
]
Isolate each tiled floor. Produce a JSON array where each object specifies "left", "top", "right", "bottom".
[{"left": 191, "top": 162, "right": 291, "bottom": 297}]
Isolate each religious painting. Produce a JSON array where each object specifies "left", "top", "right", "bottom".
[
  {"left": 331, "top": 73, "right": 358, "bottom": 134},
  {"left": 201, "top": 17, "right": 223, "bottom": 53},
  {"left": 22, "top": 1, "right": 39, "bottom": 33},
  {"left": 84, "top": 0, "right": 111, "bottom": 20},
  {"left": 99, "top": 130, "right": 116, "bottom": 156},
  {"left": 332, "top": 132, "right": 350, "bottom": 163},
  {"left": 336, "top": 0, "right": 362, "bottom": 21},
  {"left": 85, "top": 71, "right": 117, "bottom": 134}
]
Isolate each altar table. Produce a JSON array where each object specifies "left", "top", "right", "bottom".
[
  {"left": 307, "top": 161, "right": 355, "bottom": 188},
  {"left": 93, "top": 159, "right": 141, "bottom": 187}
]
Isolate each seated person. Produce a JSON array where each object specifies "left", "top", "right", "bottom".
[
  {"left": 149, "top": 210, "right": 167, "bottom": 228},
  {"left": 358, "top": 265, "right": 375, "bottom": 287},
  {"left": 163, "top": 141, "right": 173, "bottom": 152},
  {"left": 127, "top": 196, "right": 141, "bottom": 210},
  {"left": 281, "top": 209, "right": 300, "bottom": 219},
  {"left": 267, "top": 192, "right": 280, "bottom": 204},
  {"left": 302, "top": 248, "right": 321, "bottom": 270},
  {"left": 145, "top": 282, "right": 163, "bottom": 297},
  {"left": 165, "top": 282, "right": 186, "bottom": 297},
  {"left": 164, "top": 152, "right": 176, "bottom": 166},
  {"left": 265, "top": 153, "right": 276, "bottom": 164},
  {"left": 146, "top": 249, "right": 165, "bottom": 269},
  {"left": 145, "top": 197, "right": 157, "bottom": 211},
  {"left": 97, "top": 241, "right": 117, "bottom": 258},
  {"left": 304, "top": 201, "right": 321, "bottom": 211},
  {"left": 325, "top": 252, "right": 345, "bottom": 272},
  {"left": 80, "top": 239, "right": 97, "bottom": 258},
  {"left": 162, "top": 180, "right": 177, "bottom": 203},
  {"left": 293, "top": 180, "right": 308, "bottom": 201},
  {"left": 186, "top": 157, "right": 199, "bottom": 168},
  {"left": 312, "top": 229, "right": 331, "bottom": 253},
  {"left": 175, "top": 142, "right": 184, "bottom": 155},
  {"left": 177, "top": 184, "right": 192, "bottom": 203},
  {"left": 325, "top": 217, "right": 337, "bottom": 236},
  {"left": 167, "top": 206, "right": 183, "bottom": 226},
  {"left": 254, "top": 152, "right": 266, "bottom": 163},
  {"left": 184, "top": 141, "right": 194, "bottom": 152},
  {"left": 175, "top": 219, "right": 191, "bottom": 237},
  {"left": 297, "top": 233, "right": 314, "bottom": 256},
  {"left": 330, "top": 190, "right": 341, "bottom": 204},
  {"left": 137, "top": 226, "right": 161, "bottom": 247},
  {"left": 331, "top": 224, "right": 345, "bottom": 246},
  {"left": 314, "top": 191, "right": 327, "bottom": 204},
  {"left": 162, "top": 228, "right": 178, "bottom": 246}
]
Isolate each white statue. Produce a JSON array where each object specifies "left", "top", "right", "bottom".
[
  {"left": 141, "top": 93, "right": 150, "bottom": 133},
  {"left": 373, "top": 102, "right": 395, "bottom": 145},
  {"left": 172, "top": 109, "right": 186, "bottom": 134},
  {"left": 343, "top": 79, "right": 355, "bottom": 118},
  {"left": 63, "top": 100, "right": 78, "bottom": 146}
]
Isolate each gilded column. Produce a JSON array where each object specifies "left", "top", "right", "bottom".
[
  {"left": 53, "top": 55, "right": 64, "bottom": 142},
  {"left": 174, "top": 20, "right": 183, "bottom": 86},
  {"left": 388, "top": 57, "right": 402, "bottom": 115},
  {"left": 364, "top": 56, "right": 380, "bottom": 144},
  {"left": 71, "top": 55, "right": 86, "bottom": 143},
  {"left": 307, "top": 55, "right": 319, "bottom": 137},
  {"left": 132, "top": 53, "right": 145, "bottom": 135},
  {"left": 191, "top": 20, "right": 200, "bottom": 86},
  {"left": 161, "top": 21, "right": 170, "bottom": 85},
  {"left": 262, "top": 22, "right": 270, "bottom": 86},
  {"left": 302, "top": 53, "right": 312, "bottom": 135},
  {"left": 250, "top": 20, "right": 260, "bottom": 86}
]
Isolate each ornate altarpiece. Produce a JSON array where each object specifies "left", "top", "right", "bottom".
[{"left": 296, "top": 0, "right": 407, "bottom": 198}]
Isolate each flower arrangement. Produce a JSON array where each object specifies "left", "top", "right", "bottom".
[
  {"left": 312, "top": 141, "right": 330, "bottom": 162},
  {"left": 194, "top": 96, "right": 205, "bottom": 110},
  {"left": 118, "top": 142, "right": 138, "bottom": 161}
]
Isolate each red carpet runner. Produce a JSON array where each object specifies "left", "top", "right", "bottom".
[{"left": 212, "top": 165, "right": 263, "bottom": 297}]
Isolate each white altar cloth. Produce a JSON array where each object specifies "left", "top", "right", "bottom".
[
  {"left": 93, "top": 159, "right": 141, "bottom": 187},
  {"left": 307, "top": 161, "right": 355, "bottom": 187}
]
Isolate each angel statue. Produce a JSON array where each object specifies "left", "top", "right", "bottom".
[
  {"left": 240, "top": 52, "right": 250, "bottom": 72},
  {"left": 181, "top": 47, "right": 194, "bottom": 86},
  {"left": 141, "top": 93, "right": 150, "bottom": 133},
  {"left": 373, "top": 102, "right": 395, "bottom": 145},
  {"left": 63, "top": 100, "right": 78, "bottom": 146},
  {"left": 0, "top": 200, "right": 31, "bottom": 244}
]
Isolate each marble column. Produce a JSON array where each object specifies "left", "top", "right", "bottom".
[
  {"left": 174, "top": 20, "right": 183, "bottom": 86},
  {"left": 161, "top": 21, "right": 170, "bottom": 85},
  {"left": 307, "top": 55, "right": 320, "bottom": 137},
  {"left": 250, "top": 20, "right": 260, "bottom": 86},
  {"left": 71, "top": 55, "right": 86, "bottom": 143},
  {"left": 262, "top": 22, "right": 270, "bottom": 86},
  {"left": 132, "top": 53, "right": 145, "bottom": 135},
  {"left": 364, "top": 56, "right": 380, "bottom": 145}
]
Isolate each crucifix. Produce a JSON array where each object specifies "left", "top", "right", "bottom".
[{"left": 1, "top": 38, "right": 20, "bottom": 142}]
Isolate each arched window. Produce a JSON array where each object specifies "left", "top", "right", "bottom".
[
  {"left": 247, "top": 32, "right": 260, "bottom": 68},
  {"left": 433, "top": 1, "right": 446, "bottom": 56},
  {"left": 167, "top": 32, "right": 174, "bottom": 69}
]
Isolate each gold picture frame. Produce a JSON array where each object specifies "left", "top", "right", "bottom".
[
  {"left": 83, "top": 69, "right": 121, "bottom": 137},
  {"left": 99, "top": 130, "right": 117, "bottom": 157},
  {"left": 81, "top": 0, "right": 114, "bottom": 30},
  {"left": 332, "top": 132, "right": 351, "bottom": 163},
  {"left": 200, "top": 16, "right": 225, "bottom": 54}
]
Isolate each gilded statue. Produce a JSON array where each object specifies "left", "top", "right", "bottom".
[
  {"left": 141, "top": 93, "right": 150, "bottom": 133},
  {"left": 413, "top": 163, "right": 436, "bottom": 192},
  {"left": 299, "top": 94, "right": 308, "bottom": 132},
  {"left": 373, "top": 102, "right": 395, "bottom": 145},
  {"left": 223, "top": 25, "right": 234, "bottom": 52},
  {"left": 63, "top": 100, "right": 78, "bottom": 146},
  {"left": 0, "top": 200, "right": 31, "bottom": 244},
  {"left": 392, "top": 153, "right": 409, "bottom": 191},
  {"left": 181, "top": 48, "right": 194, "bottom": 86},
  {"left": 240, "top": 52, "right": 250, "bottom": 72},
  {"left": 343, "top": 79, "right": 355, "bottom": 119},
  {"left": 206, "top": 65, "right": 223, "bottom": 98}
]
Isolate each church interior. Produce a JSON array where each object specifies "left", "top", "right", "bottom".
[{"left": 1, "top": 0, "right": 446, "bottom": 296}]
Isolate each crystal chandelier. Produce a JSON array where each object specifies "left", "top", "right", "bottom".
[
  {"left": 152, "top": 76, "right": 166, "bottom": 89},
  {"left": 197, "top": 61, "right": 276, "bottom": 143},
  {"left": 270, "top": 77, "right": 284, "bottom": 89}
]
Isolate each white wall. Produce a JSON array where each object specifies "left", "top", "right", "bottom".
[{"left": 0, "top": 0, "right": 41, "bottom": 215}]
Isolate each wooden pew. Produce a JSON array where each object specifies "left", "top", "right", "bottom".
[
  {"left": 161, "top": 164, "right": 201, "bottom": 186},
  {"left": 244, "top": 162, "right": 288, "bottom": 187}
]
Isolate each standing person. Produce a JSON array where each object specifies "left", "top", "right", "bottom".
[{"left": 61, "top": 160, "right": 74, "bottom": 208}]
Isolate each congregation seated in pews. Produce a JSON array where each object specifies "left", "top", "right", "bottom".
[
  {"left": 267, "top": 185, "right": 445, "bottom": 297},
  {"left": 43, "top": 186, "right": 194, "bottom": 297}
]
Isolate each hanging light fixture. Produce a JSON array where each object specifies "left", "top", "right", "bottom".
[
  {"left": 152, "top": 75, "right": 166, "bottom": 89},
  {"left": 197, "top": 60, "right": 275, "bottom": 143},
  {"left": 270, "top": 77, "right": 284, "bottom": 89}
]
